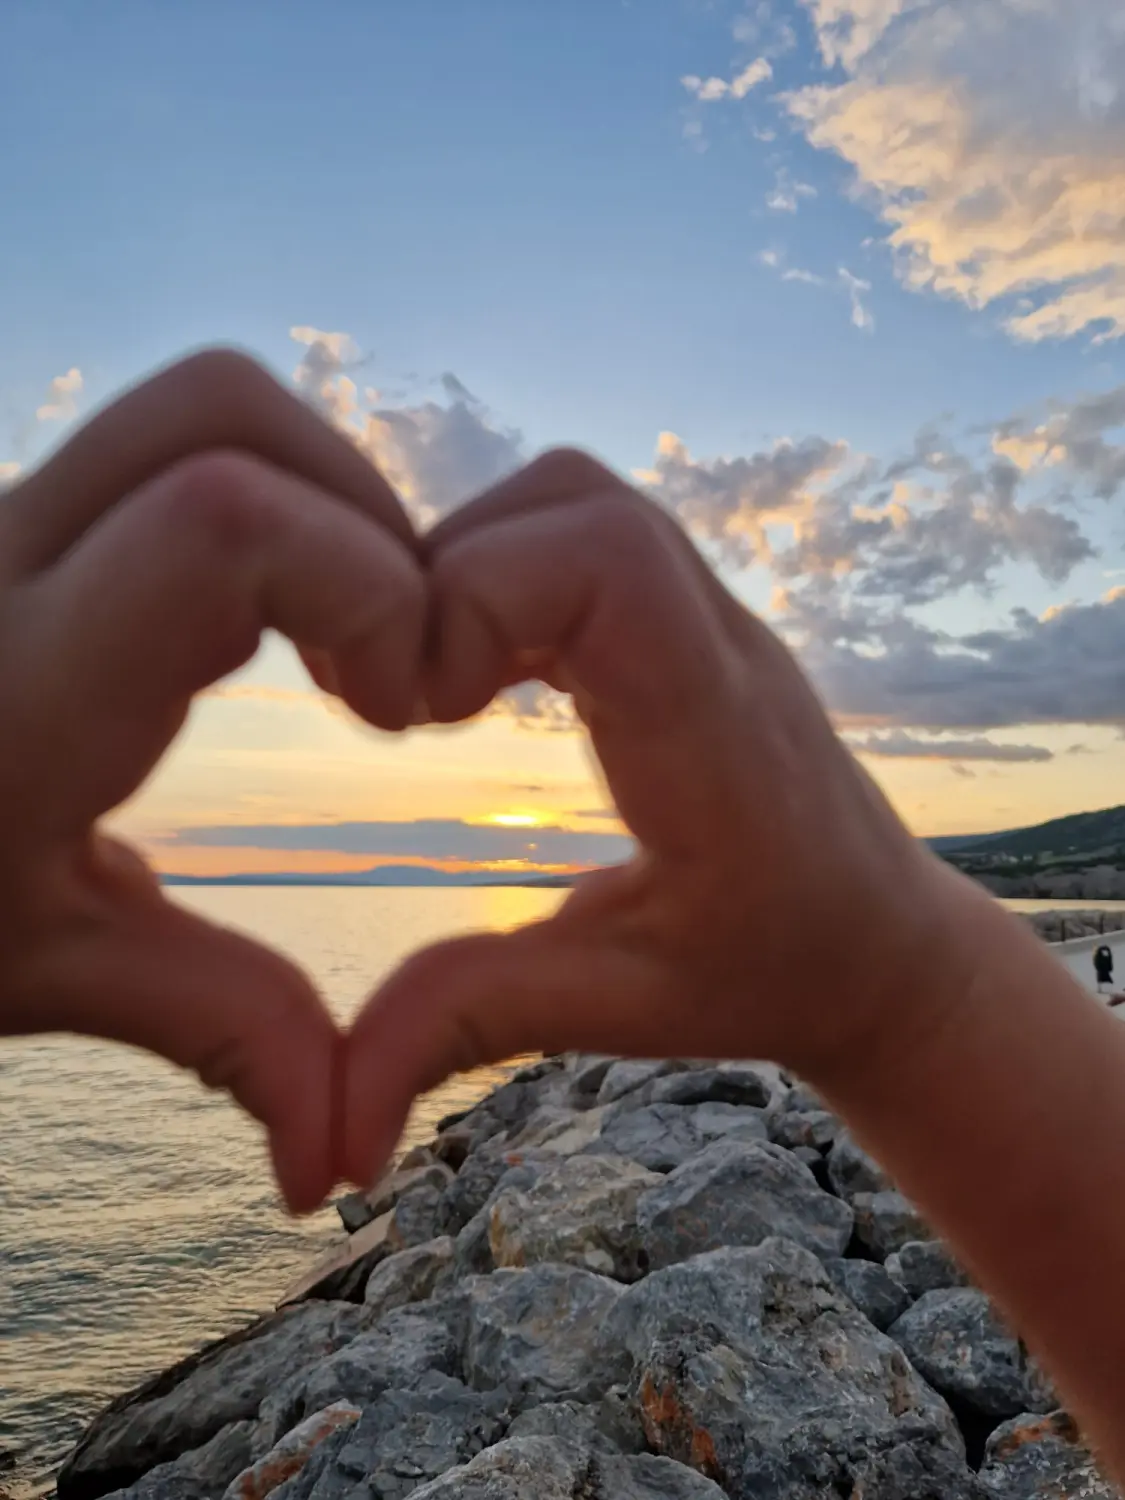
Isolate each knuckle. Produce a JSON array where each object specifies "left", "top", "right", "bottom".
[
  {"left": 530, "top": 445, "right": 617, "bottom": 492},
  {"left": 170, "top": 346, "right": 278, "bottom": 409},
  {"left": 151, "top": 451, "right": 271, "bottom": 555},
  {"left": 586, "top": 486, "right": 665, "bottom": 562}
]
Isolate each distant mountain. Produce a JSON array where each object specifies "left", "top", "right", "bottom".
[
  {"left": 161, "top": 863, "right": 577, "bottom": 889},
  {"left": 944, "top": 804, "right": 1125, "bottom": 860}
]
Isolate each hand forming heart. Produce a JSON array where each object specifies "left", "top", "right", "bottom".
[{"left": 0, "top": 349, "right": 967, "bottom": 1214}]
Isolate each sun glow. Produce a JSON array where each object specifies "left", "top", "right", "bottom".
[{"left": 486, "top": 812, "right": 544, "bottom": 828}]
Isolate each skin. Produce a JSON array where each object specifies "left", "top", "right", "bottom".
[{"left": 3, "top": 355, "right": 1124, "bottom": 1474}]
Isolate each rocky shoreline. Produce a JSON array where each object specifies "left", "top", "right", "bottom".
[
  {"left": 54, "top": 1047, "right": 1118, "bottom": 1500},
  {"left": 1024, "top": 909, "right": 1125, "bottom": 943}
]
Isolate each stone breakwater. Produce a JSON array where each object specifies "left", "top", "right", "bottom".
[
  {"left": 1024, "top": 909, "right": 1125, "bottom": 944},
  {"left": 55, "top": 1056, "right": 1118, "bottom": 1500}
]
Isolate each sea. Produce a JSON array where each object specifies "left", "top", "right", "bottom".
[{"left": 3, "top": 887, "right": 1125, "bottom": 1497}]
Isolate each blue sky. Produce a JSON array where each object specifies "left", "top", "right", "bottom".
[{"left": 3, "top": 0, "right": 1124, "bottom": 868}]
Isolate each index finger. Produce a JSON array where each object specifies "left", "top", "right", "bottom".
[{"left": 0, "top": 347, "right": 416, "bottom": 579}]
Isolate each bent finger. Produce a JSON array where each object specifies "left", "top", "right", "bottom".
[
  {"left": 0, "top": 347, "right": 416, "bottom": 579},
  {"left": 9, "top": 450, "right": 425, "bottom": 834}
]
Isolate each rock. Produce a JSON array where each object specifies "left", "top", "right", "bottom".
[
  {"left": 641, "top": 1066, "right": 773, "bottom": 1111},
  {"left": 436, "top": 1151, "right": 550, "bottom": 1238},
  {"left": 889, "top": 1289, "right": 1058, "bottom": 1421},
  {"left": 853, "top": 1190, "right": 935, "bottom": 1259},
  {"left": 362, "top": 1238, "right": 456, "bottom": 1325},
  {"left": 279, "top": 1215, "right": 395, "bottom": 1306},
  {"left": 826, "top": 1131, "right": 895, "bottom": 1202},
  {"left": 768, "top": 1108, "right": 839, "bottom": 1153},
  {"left": 790, "top": 1146, "right": 823, "bottom": 1170},
  {"left": 597, "top": 1059, "right": 691, "bottom": 1106},
  {"left": 489, "top": 1154, "right": 660, "bottom": 1281},
  {"left": 388, "top": 1178, "right": 447, "bottom": 1253},
  {"left": 824, "top": 1257, "right": 913, "bottom": 1332},
  {"left": 979, "top": 1410, "right": 1120, "bottom": 1498},
  {"left": 257, "top": 1305, "right": 460, "bottom": 1452},
  {"left": 268, "top": 1374, "right": 507, "bottom": 1500},
  {"left": 406, "top": 1436, "right": 728, "bottom": 1499},
  {"left": 594, "top": 1101, "right": 767, "bottom": 1173},
  {"left": 506, "top": 1391, "right": 647, "bottom": 1456},
  {"left": 432, "top": 1128, "right": 475, "bottom": 1173},
  {"left": 400, "top": 1145, "right": 438, "bottom": 1171},
  {"left": 637, "top": 1140, "right": 854, "bottom": 1270},
  {"left": 462, "top": 1264, "right": 628, "bottom": 1409},
  {"left": 784, "top": 1081, "right": 826, "bottom": 1113},
  {"left": 222, "top": 1404, "right": 360, "bottom": 1500},
  {"left": 885, "top": 1239, "right": 971, "bottom": 1299},
  {"left": 449, "top": 1162, "right": 551, "bottom": 1281},
  {"left": 104, "top": 1422, "right": 255, "bottom": 1500},
  {"left": 58, "top": 1303, "right": 362, "bottom": 1500},
  {"left": 607, "top": 1239, "right": 970, "bottom": 1499},
  {"left": 506, "top": 1107, "right": 606, "bottom": 1158},
  {"left": 337, "top": 1164, "right": 454, "bottom": 1235},
  {"left": 564, "top": 1054, "right": 616, "bottom": 1103},
  {"left": 437, "top": 1071, "right": 569, "bottom": 1152}
]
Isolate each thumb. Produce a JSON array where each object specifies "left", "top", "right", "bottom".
[
  {"left": 8, "top": 838, "right": 342, "bottom": 1214},
  {"left": 342, "top": 913, "right": 673, "bottom": 1189}
]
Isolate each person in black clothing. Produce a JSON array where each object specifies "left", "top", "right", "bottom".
[{"left": 1095, "top": 944, "right": 1115, "bottom": 993}]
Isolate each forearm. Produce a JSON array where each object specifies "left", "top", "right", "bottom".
[{"left": 817, "top": 866, "right": 1125, "bottom": 1475}]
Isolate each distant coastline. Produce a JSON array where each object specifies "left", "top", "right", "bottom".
[{"left": 160, "top": 865, "right": 578, "bottom": 889}]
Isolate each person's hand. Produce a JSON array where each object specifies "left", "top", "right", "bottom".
[
  {"left": 0, "top": 349, "right": 425, "bottom": 1214},
  {"left": 343, "top": 449, "right": 962, "bottom": 1182}
]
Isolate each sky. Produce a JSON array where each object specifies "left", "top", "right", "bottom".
[{"left": 2, "top": 0, "right": 1124, "bottom": 875}]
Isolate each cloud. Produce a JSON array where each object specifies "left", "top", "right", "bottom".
[
  {"left": 766, "top": 168, "right": 817, "bottom": 213},
  {"left": 639, "top": 429, "right": 851, "bottom": 565},
  {"left": 838, "top": 267, "right": 873, "bottom": 330},
  {"left": 35, "top": 367, "right": 83, "bottom": 423},
  {"left": 160, "top": 817, "right": 634, "bottom": 867},
  {"left": 990, "top": 384, "right": 1125, "bottom": 498},
  {"left": 789, "top": 0, "right": 1125, "bottom": 342},
  {"left": 807, "top": 592, "right": 1125, "bottom": 732},
  {"left": 782, "top": 267, "right": 826, "bottom": 286},
  {"left": 846, "top": 729, "right": 1053, "bottom": 762},
  {"left": 682, "top": 57, "right": 772, "bottom": 102},
  {"left": 287, "top": 328, "right": 524, "bottom": 524}
]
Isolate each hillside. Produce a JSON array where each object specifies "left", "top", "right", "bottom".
[{"left": 938, "top": 803, "right": 1125, "bottom": 898}]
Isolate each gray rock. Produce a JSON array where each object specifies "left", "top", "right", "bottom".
[
  {"left": 607, "top": 1239, "right": 970, "bottom": 1499},
  {"left": 853, "top": 1190, "right": 935, "bottom": 1259},
  {"left": 337, "top": 1164, "right": 454, "bottom": 1235},
  {"left": 768, "top": 1108, "right": 839, "bottom": 1154},
  {"left": 362, "top": 1238, "right": 456, "bottom": 1325},
  {"left": 448, "top": 1162, "right": 551, "bottom": 1281},
  {"left": 506, "top": 1391, "right": 647, "bottom": 1456},
  {"left": 407, "top": 1436, "right": 728, "bottom": 1499},
  {"left": 505, "top": 1106, "right": 607, "bottom": 1158},
  {"left": 824, "top": 1258, "right": 913, "bottom": 1332},
  {"left": 58, "top": 1302, "right": 362, "bottom": 1500},
  {"left": 826, "top": 1130, "right": 895, "bottom": 1203},
  {"left": 641, "top": 1066, "right": 773, "bottom": 1111},
  {"left": 595, "top": 1101, "right": 768, "bottom": 1173},
  {"left": 889, "top": 1289, "right": 1058, "bottom": 1421},
  {"left": 790, "top": 1147, "right": 823, "bottom": 1172},
  {"left": 783, "top": 1082, "right": 826, "bottom": 1113},
  {"left": 564, "top": 1054, "right": 616, "bottom": 1103},
  {"left": 979, "top": 1410, "right": 1120, "bottom": 1498},
  {"left": 436, "top": 1151, "right": 550, "bottom": 1238},
  {"left": 489, "top": 1154, "right": 660, "bottom": 1281},
  {"left": 885, "top": 1240, "right": 970, "bottom": 1300},
  {"left": 597, "top": 1059, "right": 691, "bottom": 1106},
  {"left": 462, "top": 1264, "right": 628, "bottom": 1408},
  {"left": 637, "top": 1141, "right": 854, "bottom": 1270},
  {"left": 388, "top": 1179, "right": 447, "bottom": 1253},
  {"left": 257, "top": 1305, "right": 460, "bottom": 1451},
  {"left": 103, "top": 1422, "right": 254, "bottom": 1500},
  {"left": 269, "top": 1374, "right": 506, "bottom": 1500},
  {"left": 223, "top": 1404, "right": 360, "bottom": 1500}
]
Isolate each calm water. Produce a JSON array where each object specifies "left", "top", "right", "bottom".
[
  {"left": 2, "top": 889, "right": 1121, "bottom": 1495},
  {"left": 0, "top": 887, "right": 561, "bottom": 1498}
]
